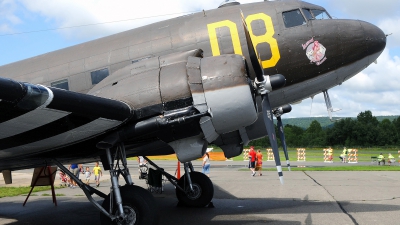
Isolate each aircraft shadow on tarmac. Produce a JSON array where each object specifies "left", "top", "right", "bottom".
[{"left": 1, "top": 183, "right": 399, "bottom": 225}]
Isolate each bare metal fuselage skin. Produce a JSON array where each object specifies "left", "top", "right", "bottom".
[{"left": 0, "top": 1, "right": 386, "bottom": 171}]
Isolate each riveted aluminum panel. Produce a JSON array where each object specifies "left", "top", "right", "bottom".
[
  {"left": 159, "top": 62, "right": 191, "bottom": 103},
  {"left": 159, "top": 50, "right": 202, "bottom": 103},
  {"left": 110, "top": 47, "right": 130, "bottom": 64},
  {"left": 68, "top": 59, "right": 85, "bottom": 75},
  {"left": 88, "top": 56, "right": 161, "bottom": 98},
  {"left": 85, "top": 52, "right": 110, "bottom": 71},
  {"left": 159, "top": 49, "right": 202, "bottom": 68}
]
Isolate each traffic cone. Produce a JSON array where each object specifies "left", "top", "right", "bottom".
[{"left": 176, "top": 161, "right": 181, "bottom": 179}]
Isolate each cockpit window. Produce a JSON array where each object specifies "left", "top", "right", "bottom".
[
  {"left": 302, "top": 8, "right": 313, "bottom": 20},
  {"left": 282, "top": 9, "right": 306, "bottom": 28},
  {"left": 311, "top": 9, "right": 330, "bottom": 20}
]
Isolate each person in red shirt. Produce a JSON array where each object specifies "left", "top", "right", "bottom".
[
  {"left": 255, "top": 149, "right": 263, "bottom": 176},
  {"left": 248, "top": 146, "right": 257, "bottom": 176}
]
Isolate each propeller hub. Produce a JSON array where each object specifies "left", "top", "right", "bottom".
[{"left": 254, "top": 74, "right": 286, "bottom": 95}]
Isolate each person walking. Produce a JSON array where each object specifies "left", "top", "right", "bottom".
[
  {"left": 328, "top": 147, "right": 333, "bottom": 162},
  {"left": 202, "top": 153, "right": 211, "bottom": 177},
  {"left": 92, "top": 162, "right": 102, "bottom": 187},
  {"left": 378, "top": 153, "right": 385, "bottom": 166},
  {"left": 339, "top": 147, "right": 347, "bottom": 163},
  {"left": 255, "top": 149, "right": 263, "bottom": 176},
  {"left": 68, "top": 163, "right": 79, "bottom": 188},
  {"left": 248, "top": 146, "right": 256, "bottom": 176},
  {"left": 84, "top": 167, "right": 91, "bottom": 185}
]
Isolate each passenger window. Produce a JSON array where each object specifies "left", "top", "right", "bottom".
[
  {"left": 282, "top": 9, "right": 306, "bottom": 28},
  {"left": 312, "top": 9, "right": 330, "bottom": 20},
  {"left": 302, "top": 8, "right": 313, "bottom": 20},
  {"left": 51, "top": 79, "right": 69, "bottom": 90},
  {"left": 91, "top": 68, "right": 109, "bottom": 85}
]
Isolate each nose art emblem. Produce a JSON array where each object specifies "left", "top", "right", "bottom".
[{"left": 302, "top": 37, "right": 327, "bottom": 66}]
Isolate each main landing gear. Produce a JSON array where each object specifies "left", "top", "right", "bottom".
[
  {"left": 143, "top": 158, "right": 214, "bottom": 207},
  {"left": 54, "top": 144, "right": 214, "bottom": 225}
]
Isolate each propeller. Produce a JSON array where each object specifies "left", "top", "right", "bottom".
[
  {"left": 274, "top": 105, "right": 292, "bottom": 171},
  {"left": 241, "top": 12, "right": 286, "bottom": 184}
]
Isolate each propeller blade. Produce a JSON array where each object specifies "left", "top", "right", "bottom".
[
  {"left": 261, "top": 94, "right": 283, "bottom": 184},
  {"left": 240, "top": 10, "right": 264, "bottom": 81},
  {"left": 277, "top": 116, "right": 291, "bottom": 171},
  {"left": 241, "top": 10, "right": 285, "bottom": 183}
]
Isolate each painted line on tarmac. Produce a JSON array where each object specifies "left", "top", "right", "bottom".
[{"left": 303, "top": 171, "right": 359, "bottom": 225}]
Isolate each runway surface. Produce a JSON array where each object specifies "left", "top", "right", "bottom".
[{"left": 1, "top": 160, "right": 399, "bottom": 225}]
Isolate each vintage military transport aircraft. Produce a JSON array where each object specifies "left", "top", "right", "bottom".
[{"left": 0, "top": 0, "right": 386, "bottom": 224}]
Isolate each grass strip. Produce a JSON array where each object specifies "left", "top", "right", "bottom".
[{"left": 0, "top": 186, "right": 64, "bottom": 198}]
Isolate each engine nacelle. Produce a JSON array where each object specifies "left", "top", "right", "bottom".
[
  {"left": 198, "top": 55, "right": 258, "bottom": 134},
  {"left": 90, "top": 50, "right": 257, "bottom": 162}
]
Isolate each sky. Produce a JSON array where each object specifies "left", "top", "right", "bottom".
[{"left": 0, "top": 0, "right": 399, "bottom": 119}]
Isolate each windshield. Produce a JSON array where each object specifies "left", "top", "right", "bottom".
[
  {"left": 302, "top": 8, "right": 313, "bottom": 20},
  {"left": 312, "top": 9, "right": 330, "bottom": 19},
  {"left": 302, "top": 8, "right": 331, "bottom": 20}
]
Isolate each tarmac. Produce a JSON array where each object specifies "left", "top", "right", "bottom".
[{"left": 0, "top": 160, "right": 399, "bottom": 225}]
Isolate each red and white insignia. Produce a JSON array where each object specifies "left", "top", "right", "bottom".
[{"left": 302, "top": 37, "right": 327, "bottom": 66}]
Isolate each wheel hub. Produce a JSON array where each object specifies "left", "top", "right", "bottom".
[
  {"left": 186, "top": 183, "right": 202, "bottom": 200},
  {"left": 117, "top": 205, "right": 137, "bottom": 225}
]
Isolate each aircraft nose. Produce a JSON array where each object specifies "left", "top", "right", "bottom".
[{"left": 360, "top": 20, "right": 386, "bottom": 56}]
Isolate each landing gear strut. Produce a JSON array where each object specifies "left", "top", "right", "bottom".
[{"left": 54, "top": 142, "right": 159, "bottom": 225}]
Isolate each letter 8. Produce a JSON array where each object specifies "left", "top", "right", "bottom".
[{"left": 245, "top": 13, "right": 280, "bottom": 69}]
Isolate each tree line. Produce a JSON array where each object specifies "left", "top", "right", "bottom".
[{"left": 249, "top": 110, "right": 400, "bottom": 148}]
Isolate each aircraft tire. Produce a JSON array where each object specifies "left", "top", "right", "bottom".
[
  {"left": 100, "top": 185, "right": 159, "bottom": 225},
  {"left": 175, "top": 171, "right": 214, "bottom": 207}
]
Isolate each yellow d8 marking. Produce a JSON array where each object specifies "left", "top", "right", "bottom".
[
  {"left": 207, "top": 13, "right": 280, "bottom": 69},
  {"left": 207, "top": 20, "right": 243, "bottom": 56}
]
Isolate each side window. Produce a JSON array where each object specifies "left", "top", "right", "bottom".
[
  {"left": 282, "top": 9, "right": 306, "bottom": 28},
  {"left": 51, "top": 79, "right": 69, "bottom": 90},
  {"left": 302, "top": 8, "right": 313, "bottom": 20},
  {"left": 312, "top": 9, "right": 330, "bottom": 20},
  {"left": 91, "top": 68, "right": 109, "bottom": 85}
]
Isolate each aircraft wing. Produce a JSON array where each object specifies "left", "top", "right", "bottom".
[{"left": 0, "top": 77, "right": 133, "bottom": 167}]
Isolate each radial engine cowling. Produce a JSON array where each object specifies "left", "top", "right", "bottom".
[{"left": 187, "top": 54, "right": 258, "bottom": 139}]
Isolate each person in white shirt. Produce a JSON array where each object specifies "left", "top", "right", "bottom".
[{"left": 202, "top": 153, "right": 211, "bottom": 177}]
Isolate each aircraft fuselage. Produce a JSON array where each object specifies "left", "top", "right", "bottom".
[{"left": 0, "top": 1, "right": 386, "bottom": 170}]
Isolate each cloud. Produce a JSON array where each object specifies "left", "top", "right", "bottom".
[
  {"left": 329, "top": 0, "right": 400, "bottom": 22},
  {"left": 379, "top": 17, "right": 400, "bottom": 48},
  {"left": 0, "top": 0, "right": 22, "bottom": 34}
]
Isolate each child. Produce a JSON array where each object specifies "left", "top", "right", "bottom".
[
  {"left": 92, "top": 162, "right": 102, "bottom": 187},
  {"left": 85, "top": 167, "right": 91, "bottom": 185}
]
